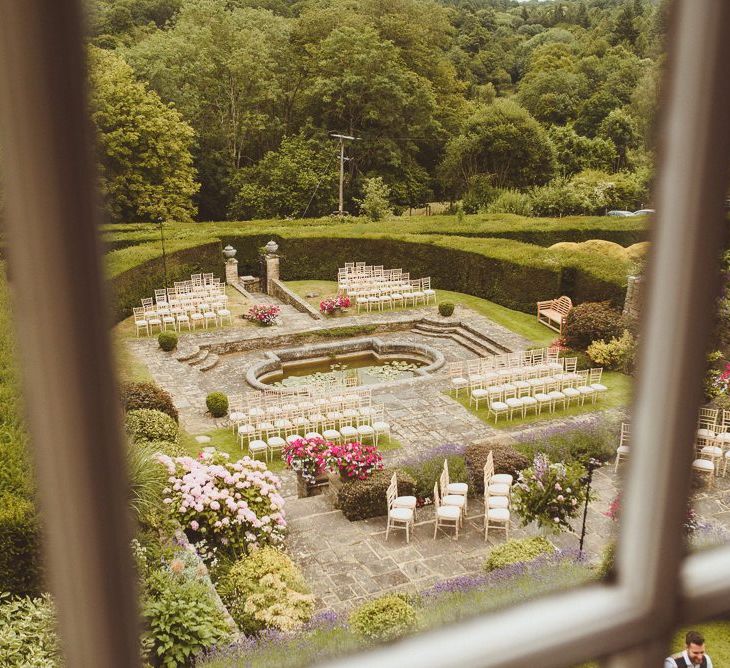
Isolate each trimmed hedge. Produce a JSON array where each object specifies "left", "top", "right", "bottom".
[
  {"left": 483, "top": 537, "right": 555, "bottom": 572},
  {"left": 563, "top": 301, "right": 625, "bottom": 350},
  {"left": 438, "top": 302, "right": 455, "bottom": 317},
  {"left": 0, "top": 494, "right": 43, "bottom": 596},
  {"left": 158, "top": 331, "right": 178, "bottom": 352},
  {"left": 349, "top": 595, "right": 417, "bottom": 642},
  {"left": 206, "top": 392, "right": 229, "bottom": 417},
  {"left": 120, "top": 381, "right": 179, "bottom": 422},
  {"left": 125, "top": 409, "right": 179, "bottom": 444},
  {"left": 465, "top": 442, "right": 529, "bottom": 495},
  {"left": 338, "top": 469, "right": 417, "bottom": 521}
]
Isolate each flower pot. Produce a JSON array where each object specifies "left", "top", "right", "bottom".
[{"left": 296, "top": 470, "right": 329, "bottom": 498}]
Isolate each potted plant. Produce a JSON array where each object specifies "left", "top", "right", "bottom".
[
  {"left": 329, "top": 441, "right": 384, "bottom": 482},
  {"left": 319, "top": 294, "right": 351, "bottom": 316},
  {"left": 283, "top": 437, "right": 334, "bottom": 497},
  {"left": 246, "top": 303, "right": 281, "bottom": 326}
]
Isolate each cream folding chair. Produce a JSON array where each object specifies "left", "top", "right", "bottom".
[
  {"left": 439, "top": 469, "right": 466, "bottom": 523},
  {"left": 470, "top": 383, "right": 490, "bottom": 410},
  {"left": 321, "top": 419, "right": 342, "bottom": 444},
  {"left": 410, "top": 279, "right": 425, "bottom": 306},
  {"left": 133, "top": 307, "right": 149, "bottom": 337},
  {"left": 697, "top": 408, "right": 719, "bottom": 448},
  {"left": 386, "top": 481, "right": 414, "bottom": 543},
  {"left": 589, "top": 368, "right": 608, "bottom": 402},
  {"left": 421, "top": 276, "right": 436, "bottom": 304},
  {"left": 487, "top": 397, "right": 509, "bottom": 423},
  {"left": 356, "top": 415, "right": 376, "bottom": 444},
  {"left": 371, "top": 406, "right": 391, "bottom": 445},
  {"left": 614, "top": 422, "right": 631, "bottom": 472},
  {"left": 442, "top": 459, "right": 468, "bottom": 512},
  {"left": 484, "top": 500, "right": 510, "bottom": 542},
  {"left": 448, "top": 362, "right": 469, "bottom": 397},
  {"left": 575, "top": 370, "right": 595, "bottom": 405},
  {"left": 248, "top": 429, "right": 268, "bottom": 461},
  {"left": 390, "top": 472, "right": 417, "bottom": 520},
  {"left": 266, "top": 428, "right": 286, "bottom": 463},
  {"left": 433, "top": 483, "right": 460, "bottom": 540}
]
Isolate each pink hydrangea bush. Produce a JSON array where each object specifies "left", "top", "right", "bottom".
[
  {"left": 159, "top": 450, "right": 286, "bottom": 559},
  {"left": 329, "top": 441, "right": 384, "bottom": 480},
  {"left": 246, "top": 304, "right": 281, "bottom": 326}
]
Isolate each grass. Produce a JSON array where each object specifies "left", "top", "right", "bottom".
[
  {"left": 285, "top": 280, "right": 557, "bottom": 346},
  {"left": 452, "top": 371, "right": 632, "bottom": 430}
]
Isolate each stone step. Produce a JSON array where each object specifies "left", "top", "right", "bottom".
[
  {"left": 413, "top": 322, "right": 459, "bottom": 335},
  {"left": 413, "top": 321, "right": 500, "bottom": 357},
  {"left": 450, "top": 331, "right": 498, "bottom": 357},
  {"left": 453, "top": 328, "right": 504, "bottom": 356},
  {"left": 198, "top": 353, "right": 219, "bottom": 372},
  {"left": 188, "top": 349, "right": 210, "bottom": 366},
  {"left": 176, "top": 345, "right": 200, "bottom": 362}
]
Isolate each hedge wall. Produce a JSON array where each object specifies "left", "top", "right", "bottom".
[{"left": 0, "top": 493, "right": 43, "bottom": 595}]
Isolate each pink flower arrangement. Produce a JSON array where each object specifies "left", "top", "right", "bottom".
[
  {"left": 158, "top": 449, "right": 286, "bottom": 558},
  {"left": 329, "top": 441, "right": 384, "bottom": 480},
  {"left": 319, "top": 294, "right": 351, "bottom": 315},
  {"left": 283, "top": 437, "right": 333, "bottom": 484},
  {"left": 246, "top": 303, "right": 281, "bottom": 326}
]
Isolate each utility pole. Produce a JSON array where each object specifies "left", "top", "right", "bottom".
[{"left": 330, "top": 133, "right": 355, "bottom": 215}]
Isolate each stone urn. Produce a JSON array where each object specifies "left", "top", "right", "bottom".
[
  {"left": 296, "top": 470, "right": 329, "bottom": 498},
  {"left": 223, "top": 244, "right": 237, "bottom": 259},
  {"left": 265, "top": 239, "right": 279, "bottom": 255}
]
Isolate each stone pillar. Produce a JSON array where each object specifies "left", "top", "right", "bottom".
[
  {"left": 224, "top": 258, "right": 238, "bottom": 285},
  {"left": 623, "top": 274, "right": 642, "bottom": 320},
  {"left": 265, "top": 254, "right": 280, "bottom": 295}
]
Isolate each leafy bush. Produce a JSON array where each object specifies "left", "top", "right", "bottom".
[
  {"left": 158, "top": 331, "right": 178, "bottom": 352},
  {"left": 0, "top": 593, "right": 60, "bottom": 667},
  {"left": 402, "top": 453, "right": 469, "bottom": 501},
  {"left": 128, "top": 442, "right": 168, "bottom": 529},
  {"left": 487, "top": 189, "right": 534, "bottom": 216},
  {"left": 0, "top": 494, "right": 43, "bottom": 596},
  {"left": 356, "top": 176, "right": 392, "bottom": 221},
  {"left": 337, "top": 468, "right": 416, "bottom": 521},
  {"left": 143, "top": 439, "right": 187, "bottom": 458},
  {"left": 159, "top": 450, "right": 286, "bottom": 559},
  {"left": 206, "top": 392, "right": 229, "bottom": 418},
  {"left": 349, "top": 595, "right": 417, "bottom": 642},
  {"left": 121, "top": 381, "right": 178, "bottom": 422},
  {"left": 587, "top": 330, "right": 636, "bottom": 373},
  {"left": 563, "top": 301, "right": 624, "bottom": 351},
  {"left": 142, "top": 566, "right": 231, "bottom": 667},
  {"left": 464, "top": 442, "right": 529, "bottom": 494},
  {"left": 597, "top": 541, "right": 616, "bottom": 580},
  {"left": 438, "top": 302, "right": 455, "bottom": 317},
  {"left": 483, "top": 537, "right": 555, "bottom": 572},
  {"left": 125, "top": 409, "right": 179, "bottom": 444},
  {"left": 218, "top": 547, "right": 314, "bottom": 635}
]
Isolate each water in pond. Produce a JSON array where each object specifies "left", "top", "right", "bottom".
[{"left": 261, "top": 352, "right": 426, "bottom": 388}]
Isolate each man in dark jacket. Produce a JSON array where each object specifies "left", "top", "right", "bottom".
[{"left": 664, "top": 631, "right": 713, "bottom": 668}]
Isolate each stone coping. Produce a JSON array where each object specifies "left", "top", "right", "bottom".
[
  {"left": 245, "top": 336, "right": 445, "bottom": 393},
  {"left": 270, "top": 278, "right": 323, "bottom": 320}
]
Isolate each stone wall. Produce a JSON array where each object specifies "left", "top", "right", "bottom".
[
  {"left": 623, "top": 275, "right": 642, "bottom": 321},
  {"left": 270, "top": 278, "right": 323, "bottom": 320}
]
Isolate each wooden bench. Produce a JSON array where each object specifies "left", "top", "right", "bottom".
[{"left": 537, "top": 296, "right": 573, "bottom": 334}]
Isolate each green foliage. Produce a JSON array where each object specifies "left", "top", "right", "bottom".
[
  {"left": 564, "top": 301, "right": 625, "bottom": 351},
  {"left": 597, "top": 541, "right": 616, "bottom": 580},
  {"left": 142, "top": 565, "right": 231, "bottom": 667},
  {"left": 356, "top": 177, "right": 393, "bottom": 221},
  {"left": 487, "top": 189, "right": 534, "bottom": 216},
  {"left": 318, "top": 325, "right": 378, "bottom": 338},
  {"left": 121, "top": 381, "right": 179, "bottom": 422},
  {"left": 402, "top": 454, "right": 468, "bottom": 501},
  {"left": 88, "top": 46, "right": 198, "bottom": 223},
  {"left": 0, "top": 494, "right": 43, "bottom": 596},
  {"left": 128, "top": 441, "right": 168, "bottom": 528},
  {"left": 598, "top": 108, "right": 640, "bottom": 168},
  {"left": 229, "top": 133, "right": 338, "bottom": 219},
  {"left": 464, "top": 442, "right": 530, "bottom": 494},
  {"left": 517, "top": 69, "right": 589, "bottom": 125},
  {"left": 337, "top": 468, "right": 416, "bottom": 521},
  {"left": 157, "top": 331, "right": 178, "bottom": 352},
  {"left": 0, "top": 593, "right": 60, "bottom": 667},
  {"left": 349, "top": 595, "right": 417, "bottom": 642},
  {"left": 144, "top": 439, "right": 187, "bottom": 458},
  {"left": 218, "top": 548, "right": 314, "bottom": 635},
  {"left": 483, "top": 537, "right": 555, "bottom": 573},
  {"left": 206, "top": 392, "right": 229, "bottom": 418},
  {"left": 587, "top": 330, "right": 637, "bottom": 374},
  {"left": 125, "top": 408, "right": 179, "bottom": 444},
  {"left": 438, "top": 302, "right": 455, "bottom": 317},
  {"left": 547, "top": 126, "right": 617, "bottom": 176}
]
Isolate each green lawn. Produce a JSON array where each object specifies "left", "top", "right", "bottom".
[
  {"left": 451, "top": 371, "right": 632, "bottom": 429},
  {"left": 284, "top": 280, "right": 556, "bottom": 346}
]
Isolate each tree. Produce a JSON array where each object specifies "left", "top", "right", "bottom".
[
  {"left": 88, "top": 46, "right": 198, "bottom": 223},
  {"left": 517, "top": 70, "right": 589, "bottom": 125},
  {"left": 227, "top": 133, "right": 338, "bottom": 219},
  {"left": 598, "top": 108, "right": 640, "bottom": 169},
  {"left": 441, "top": 99, "right": 556, "bottom": 193},
  {"left": 574, "top": 90, "right": 622, "bottom": 137},
  {"left": 548, "top": 126, "right": 617, "bottom": 176},
  {"left": 356, "top": 177, "right": 392, "bottom": 221}
]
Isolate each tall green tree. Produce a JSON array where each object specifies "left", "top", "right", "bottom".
[{"left": 88, "top": 46, "right": 198, "bottom": 223}]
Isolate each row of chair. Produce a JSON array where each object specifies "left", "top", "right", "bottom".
[{"left": 354, "top": 278, "right": 436, "bottom": 312}]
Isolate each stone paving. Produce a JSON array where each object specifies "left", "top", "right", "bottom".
[{"left": 122, "top": 290, "right": 730, "bottom": 613}]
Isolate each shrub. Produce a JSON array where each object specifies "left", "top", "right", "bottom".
[
  {"left": 349, "top": 595, "right": 416, "bottom": 642},
  {"left": 128, "top": 442, "right": 168, "bottom": 529},
  {"left": 142, "top": 565, "right": 231, "bottom": 667},
  {"left": 143, "top": 439, "right": 187, "bottom": 458},
  {"left": 464, "top": 442, "right": 529, "bottom": 494},
  {"left": 597, "top": 541, "right": 616, "bottom": 580},
  {"left": 338, "top": 468, "right": 416, "bottom": 521},
  {"left": 159, "top": 450, "right": 286, "bottom": 559},
  {"left": 125, "top": 408, "right": 179, "bottom": 444},
  {"left": 563, "top": 301, "right": 624, "bottom": 351},
  {"left": 402, "top": 453, "right": 469, "bottom": 502},
  {"left": 486, "top": 189, "right": 534, "bottom": 216},
  {"left": 356, "top": 176, "right": 393, "bottom": 221},
  {"left": 0, "top": 494, "right": 43, "bottom": 596},
  {"left": 218, "top": 547, "right": 314, "bottom": 635},
  {"left": 0, "top": 593, "right": 60, "bottom": 667},
  {"left": 587, "top": 330, "right": 637, "bottom": 373},
  {"left": 438, "top": 302, "right": 455, "bottom": 317},
  {"left": 120, "top": 381, "right": 178, "bottom": 422},
  {"left": 483, "top": 537, "right": 555, "bottom": 572},
  {"left": 206, "top": 392, "right": 229, "bottom": 418},
  {"left": 158, "top": 330, "right": 178, "bottom": 351}
]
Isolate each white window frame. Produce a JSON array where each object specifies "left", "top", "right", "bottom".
[{"left": 1, "top": 1, "right": 730, "bottom": 667}]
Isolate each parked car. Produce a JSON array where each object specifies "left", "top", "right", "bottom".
[
  {"left": 607, "top": 210, "right": 634, "bottom": 217},
  {"left": 633, "top": 209, "right": 655, "bottom": 216}
]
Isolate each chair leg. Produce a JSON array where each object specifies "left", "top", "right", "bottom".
[{"left": 433, "top": 519, "right": 438, "bottom": 539}]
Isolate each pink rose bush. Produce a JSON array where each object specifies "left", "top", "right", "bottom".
[
  {"left": 283, "top": 436, "right": 384, "bottom": 483},
  {"left": 246, "top": 303, "right": 281, "bottom": 326},
  {"left": 319, "top": 294, "right": 351, "bottom": 315},
  {"left": 513, "top": 454, "right": 588, "bottom": 532},
  {"left": 159, "top": 449, "right": 286, "bottom": 558}
]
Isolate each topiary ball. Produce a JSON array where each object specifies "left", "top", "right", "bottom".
[
  {"left": 438, "top": 302, "right": 455, "bottom": 317},
  {"left": 206, "top": 392, "right": 229, "bottom": 418},
  {"left": 349, "top": 595, "right": 416, "bottom": 642},
  {"left": 158, "top": 331, "right": 178, "bottom": 352}
]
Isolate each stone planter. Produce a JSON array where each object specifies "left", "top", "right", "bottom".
[{"left": 296, "top": 471, "right": 329, "bottom": 498}]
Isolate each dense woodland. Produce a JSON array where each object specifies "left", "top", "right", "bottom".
[{"left": 85, "top": 0, "right": 666, "bottom": 222}]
